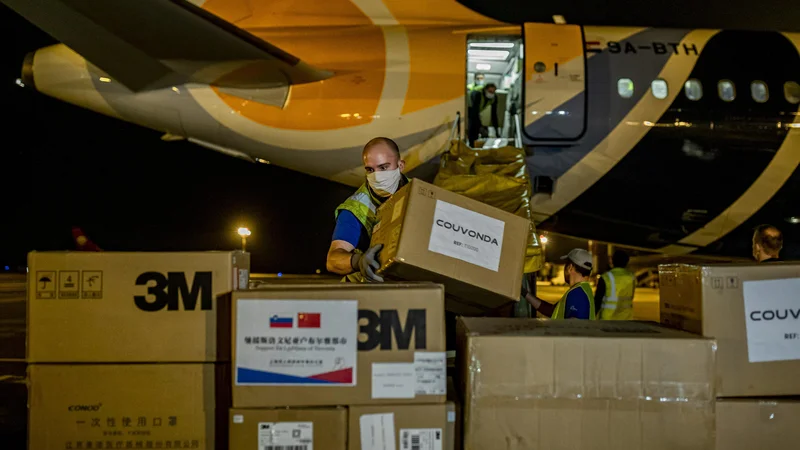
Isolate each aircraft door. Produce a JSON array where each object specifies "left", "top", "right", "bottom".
[{"left": 523, "top": 23, "right": 586, "bottom": 140}]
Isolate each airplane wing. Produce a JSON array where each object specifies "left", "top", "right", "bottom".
[{"left": 3, "top": 0, "right": 333, "bottom": 91}]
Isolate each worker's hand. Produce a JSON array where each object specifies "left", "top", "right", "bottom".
[{"left": 351, "top": 244, "right": 384, "bottom": 282}]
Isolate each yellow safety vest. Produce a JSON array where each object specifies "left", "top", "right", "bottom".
[
  {"left": 334, "top": 177, "right": 407, "bottom": 282},
  {"left": 599, "top": 268, "right": 635, "bottom": 320},
  {"left": 552, "top": 281, "right": 596, "bottom": 320}
]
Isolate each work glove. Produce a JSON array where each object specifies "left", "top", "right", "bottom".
[{"left": 351, "top": 244, "right": 384, "bottom": 282}]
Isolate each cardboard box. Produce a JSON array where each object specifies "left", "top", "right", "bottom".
[
  {"left": 370, "top": 179, "right": 528, "bottom": 313},
  {"left": 28, "top": 251, "right": 249, "bottom": 362},
  {"left": 716, "top": 398, "right": 800, "bottom": 450},
  {"left": 226, "top": 283, "right": 447, "bottom": 407},
  {"left": 659, "top": 263, "right": 800, "bottom": 397},
  {"left": 457, "top": 318, "right": 716, "bottom": 450},
  {"left": 229, "top": 407, "right": 347, "bottom": 450},
  {"left": 28, "top": 363, "right": 228, "bottom": 450},
  {"left": 349, "top": 403, "right": 456, "bottom": 450}
]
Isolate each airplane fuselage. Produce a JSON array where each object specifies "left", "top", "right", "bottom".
[{"left": 12, "top": 0, "right": 800, "bottom": 259}]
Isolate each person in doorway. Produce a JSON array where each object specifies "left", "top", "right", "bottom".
[
  {"left": 467, "top": 72, "right": 486, "bottom": 92},
  {"left": 468, "top": 82, "right": 500, "bottom": 147},
  {"left": 326, "top": 137, "right": 408, "bottom": 282},
  {"left": 595, "top": 250, "right": 635, "bottom": 320},
  {"left": 752, "top": 224, "right": 783, "bottom": 262},
  {"left": 521, "top": 248, "right": 596, "bottom": 320}
]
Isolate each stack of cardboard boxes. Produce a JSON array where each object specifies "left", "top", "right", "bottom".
[
  {"left": 455, "top": 318, "right": 717, "bottom": 450},
  {"left": 225, "top": 283, "right": 456, "bottom": 450},
  {"left": 26, "top": 251, "right": 249, "bottom": 449},
  {"left": 659, "top": 263, "right": 800, "bottom": 449}
]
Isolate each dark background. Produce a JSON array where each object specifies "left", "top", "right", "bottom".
[
  {"left": 2, "top": 1, "right": 799, "bottom": 273},
  {"left": 0, "top": 4, "right": 356, "bottom": 274}
]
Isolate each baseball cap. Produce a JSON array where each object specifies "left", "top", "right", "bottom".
[{"left": 560, "top": 248, "right": 593, "bottom": 271}]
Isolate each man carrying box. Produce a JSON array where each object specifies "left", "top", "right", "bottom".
[
  {"left": 326, "top": 137, "right": 408, "bottom": 282},
  {"left": 521, "top": 248, "right": 596, "bottom": 320}
]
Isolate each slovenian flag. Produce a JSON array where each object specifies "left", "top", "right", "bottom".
[
  {"left": 297, "top": 313, "right": 321, "bottom": 328},
  {"left": 269, "top": 315, "right": 293, "bottom": 328}
]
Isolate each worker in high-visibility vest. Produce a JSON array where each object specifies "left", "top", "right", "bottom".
[
  {"left": 326, "top": 137, "right": 408, "bottom": 283},
  {"left": 595, "top": 250, "right": 636, "bottom": 320},
  {"left": 522, "top": 248, "right": 596, "bottom": 320}
]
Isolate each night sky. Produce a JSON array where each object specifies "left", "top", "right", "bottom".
[{"left": 0, "top": 4, "right": 354, "bottom": 274}]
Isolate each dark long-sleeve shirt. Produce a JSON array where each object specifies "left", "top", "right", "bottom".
[{"left": 468, "top": 90, "right": 499, "bottom": 130}]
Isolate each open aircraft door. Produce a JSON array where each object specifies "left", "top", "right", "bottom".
[{"left": 523, "top": 24, "right": 587, "bottom": 140}]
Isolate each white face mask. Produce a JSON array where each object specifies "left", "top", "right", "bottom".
[
  {"left": 485, "top": 92, "right": 495, "bottom": 99},
  {"left": 367, "top": 168, "right": 402, "bottom": 197}
]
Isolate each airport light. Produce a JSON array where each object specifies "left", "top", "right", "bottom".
[
  {"left": 540, "top": 235, "right": 548, "bottom": 244},
  {"left": 237, "top": 227, "right": 251, "bottom": 252},
  {"left": 787, "top": 216, "right": 800, "bottom": 224}
]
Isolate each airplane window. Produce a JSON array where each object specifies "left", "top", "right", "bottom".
[
  {"left": 718, "top": 80, "right": 736, "bottom": 102},
  {"left": 750, "top": 81, "right": 769, "bottom": 103},
  {"left": 785, "top": 81, "right": 800, "bottom": 104},
  {"left": 651, "top": 79, "right": 668, "bottom": 99},
  {"left": 684, "top": 79, "right": 703, "bottom": 101},
  {"left": 618, "top": 78, "right": 634, "bottom": 99}
]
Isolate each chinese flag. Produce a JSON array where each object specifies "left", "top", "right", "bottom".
[{"left": 297, "top": 313, "right": 321, "bottom": 328}]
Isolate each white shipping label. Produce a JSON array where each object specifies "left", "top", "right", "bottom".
[
  {"left": 372, "top": 363, "right": 415, "bottom": 398},
  {"left": 743, "top": 278, "right": 800, "bottom": 363},
  {"left": 414, "top": 352, "right": 446, "bottom": 395},
  {"left": 427, "top": 200, "right": 505, "bottom": 272},
  {"left": 360, "top": 413, "right": 396, "bottom": 450},
  {"left": 258, "top": 422, "right": 313, "bottom": 450},
  {"left": 239, "top": 268, "right": 249, "bottom": 290},
  {"left": 400, "top": 429, "right": 443, "bottom": 450},
  {"left": 235, "top": 299, "right": 358, "bottom": 385}
]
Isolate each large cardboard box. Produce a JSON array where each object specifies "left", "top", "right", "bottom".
[
  {"left": 229, "top": 407, "right": 347, "bottom": 450},
  {"left": 349, "top": 403, "right": 456, "bottom": 450},
  {"left": 370, "top": 179, "right": 528, "bottom": 313},
  {"left": 226, "top": 283, "right": 447, "bottom": 407},
  {"left": 28, "top": 363, "right": 228, "bottom": 450},
  {"left": 457, "top": 318, "right": 716, "bottom": 450},
  {"left": 28, "top": 251, "right": 249, "bottom": 362},
  {"left": 659, "top": 263, "right": 800, "bottom": 397},
  {"left": 716, "top": 398, "right": 800, "bottom": 450}
]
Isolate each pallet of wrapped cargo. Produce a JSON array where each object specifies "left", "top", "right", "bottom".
[
  {"left": 659, "top": 263, "right": 800, "bottom": 397},
  {"left": 370, "top": 179, "right": 529, "bottom": 315},
  {"left": 29, "top": 364, "right": 229, "bottom": 449},
  {"left": 221, "top": 283, "right": 447, "bottom": 408},
  {"left": 27, "top": 251, "right": 249, "bottom": 363},
  {"left": 456, "top": 318, "right": 717, "bottom": 450}
]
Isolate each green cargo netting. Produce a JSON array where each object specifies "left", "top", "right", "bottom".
[{"left": 434, "top": 140, "right": 544, "bottom": 273}]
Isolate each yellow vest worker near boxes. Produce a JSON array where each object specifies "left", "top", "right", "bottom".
[
  {"left": 595, "top": 250, "right": 636, "bottom": 320},
  {"left": 522, "top": 249, "right": 596, "bottom": 320},
  {"left": 326, "top": 137, "right": 408, "bottom": 283}
]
